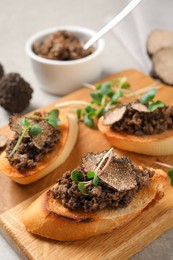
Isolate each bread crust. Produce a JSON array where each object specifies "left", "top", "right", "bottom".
[
  {"left": 0, "top": 113, "right": 78, "bottom": 184},
  {"left": 98, "top": 117, "right": 173, "bottom": 155},
  {"left": 23, "top": 169, "right": 167, "bottom": 241}
]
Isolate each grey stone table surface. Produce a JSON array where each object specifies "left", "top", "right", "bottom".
[{"left": 0, "top": 0, "right": 172, "bottom": 259}]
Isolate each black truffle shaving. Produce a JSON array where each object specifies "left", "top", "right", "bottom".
[
  {"left": 81, "top": 150, "right": 108, "bottom": 172},
  {"left": 103, "top": 106, "right": 127, "bottom": 125},
  {"left": 131, "top": 102, "right": 149, "bottom": 112},
  {"left": 98, "top": 156, "right": 137, "bottom": 191},
  {"left": 9, "top": 114, "right": 23, "bottom": 135},
  {"left": 81, "top": 151, "right": 137, "bottom": 191}
]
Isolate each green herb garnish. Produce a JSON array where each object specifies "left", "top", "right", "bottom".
[
  {"left": 93, "top": 175, "right": 99, "bottom": 186},
  {"left": 8, "top": 109, "right": 61, "bottom": 158},
  {"left": 87, "top": 171, "right": 95, "bottom": 178},
  {"left": 71, "top": 170, "right": 84, "bottom": 182},
  {"left": 48, "top": 109, "right": 61, "bottom": 127},
  {"left": 140, "top": 88, "right": 157, "bottom": 104},
  {"left": 168, "top": 169, "right": 173, "bottom": 186},
  {"left": 140, "top": 88, "right": 164, "bottom": 111},
  {"left": 148, "top": 100, "right": 165, "bottom": 111},
  {"left": 22, "top": 118, "right": 30, "bottom": 127},
  {"left": 77, "top": 77, "right": 130, "bottom": 128},
  {"left": 28, "top": 109, "right": 61, "bottom": 128},
  {"left": 29, "top": 125, "right": 42, "bottom": 136},
  {"left": 78, "top": 182, "right": 88, "bottom": 195},
  {"left": 71, "top": 148, "right": 113, "bottom": 195}
]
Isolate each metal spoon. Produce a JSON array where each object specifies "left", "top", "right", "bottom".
[{"left": 83, "top": 0, "right": 143, "bottom": 50}]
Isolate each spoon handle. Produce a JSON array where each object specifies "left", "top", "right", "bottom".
[{"left": 83, "top": 0, "right": 142, "bottom": 50}]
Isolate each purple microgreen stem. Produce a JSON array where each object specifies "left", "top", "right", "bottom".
[
  {"left": 154, "top": 161, "right": 173, "bottom": 169},
  {"left": 95, "top": 148, "right": 113, "bottom": 175},
  {"left": 97, "top": 149, "right": 113, "bottom": 176}
]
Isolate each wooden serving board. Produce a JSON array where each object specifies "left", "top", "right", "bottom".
[{"left": 0, "top": 69, "right": 173, "bottom": 260}]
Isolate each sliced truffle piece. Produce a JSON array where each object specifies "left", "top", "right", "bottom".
[
  {"left": 131, "top": 102, "right": 149, "bottom": 112},
  {"left": 31, "top": 120, "right": 59, "bottom": 149},
  {"left": 0, "top": 73, "right": 33, "bottom": 113},
  {"left": 81, "top": 151, "right": 108, "bottom": 172},
  {"left": 9, "top": 114, "right": 23, "bottom": 135},
  {"left": 0, "top": 63, "right": 4, "bottom": 79},
  {"left": 0, "top": 135, "right": 8, "bottom": 149},
  {"left": 147, "top": 30, "right": 173, "bottom": 56},
  {"left": 98, "top": 156, "right": 137, "bottom": 191},
  {"left": 103, "top": 106, "right": 126, "bottom": 125},
  {"left": 152, "top": 47, "right": 173, "bottom": 85}
]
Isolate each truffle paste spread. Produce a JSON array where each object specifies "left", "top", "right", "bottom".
[
  {"left": 103, "top": 100, "right": 173, "bottom": 135},
  {"left": 52, "top": 151, "right": 154, "bottom": 212},
  {"left": 33, "top": 30, "right": 95, "bottom": 61}
]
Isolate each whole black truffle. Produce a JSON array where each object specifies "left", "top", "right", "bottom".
[
  {"left": 0, "top": 73, "right": 33, "bottom": 113},
  {"left": 0, "top": 63, "right": 4, "bottom": 79}
]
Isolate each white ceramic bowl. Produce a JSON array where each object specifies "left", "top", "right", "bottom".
[{"left": 25, "top": 25, "right": 105, "bottom": 95}]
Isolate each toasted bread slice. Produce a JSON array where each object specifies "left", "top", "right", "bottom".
[
  {"left": 98, "top": 117, "right": 173, "bottom": 156},
  {"left": 0, "top": 113, "right": 78, "bottom": 184},
  {"left": 23, "top": 169, "right": 166, "bottom": 241}
]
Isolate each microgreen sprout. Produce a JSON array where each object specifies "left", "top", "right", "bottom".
[
  {"left": 48, "top": 109, "right": 61, "bottom": 127},
  {"left": 71, "top": 170, "right": 84, "bottom": 182},
  {"left": 27, "top": 109, "right": 61, "bottom": 128},
  {"left": 71, "top": 148, "right": 114, "bottom": 195},
  {"left": 168, "top": 169, "right": 173, "bottom": 186},
  {"left": 8, "top": 109, "right": 61, "bottom": 158},
  {"left": 77, "top": 77, "right": 130, "bottom": 128},
  {"left": 140, "top": 88, "right": 164, "bottom": 111},
  {"left": 29, "top": 124, "right": 42, "bottom": 136}
]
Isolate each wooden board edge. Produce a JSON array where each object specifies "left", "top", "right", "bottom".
[
  {"left": 0, "top": 219, "right": 33, "bottom": 260},
  {"left": 116, "top": 209, "right": 173, "bottom": 259}
]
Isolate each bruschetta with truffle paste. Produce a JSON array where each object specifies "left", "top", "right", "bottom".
[
  {"left": 23, "top": 149, "right": 166, "bottom": 241},
  {"left": 0, "top": 109, "right": 78, "bottom": 184},
  {"left": 98, "top": 89, "right": 173, "bottom": 155}
]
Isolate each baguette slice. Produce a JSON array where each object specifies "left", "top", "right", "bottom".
[
  {"left": 0, "top": 113, "right": 78, "bottom": 184},
  {"left": 98, "top": 117, "right": 173, "bottom": 156},
  {"left": 23, "top": 169, "right": 166, "bottom": 241}
]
